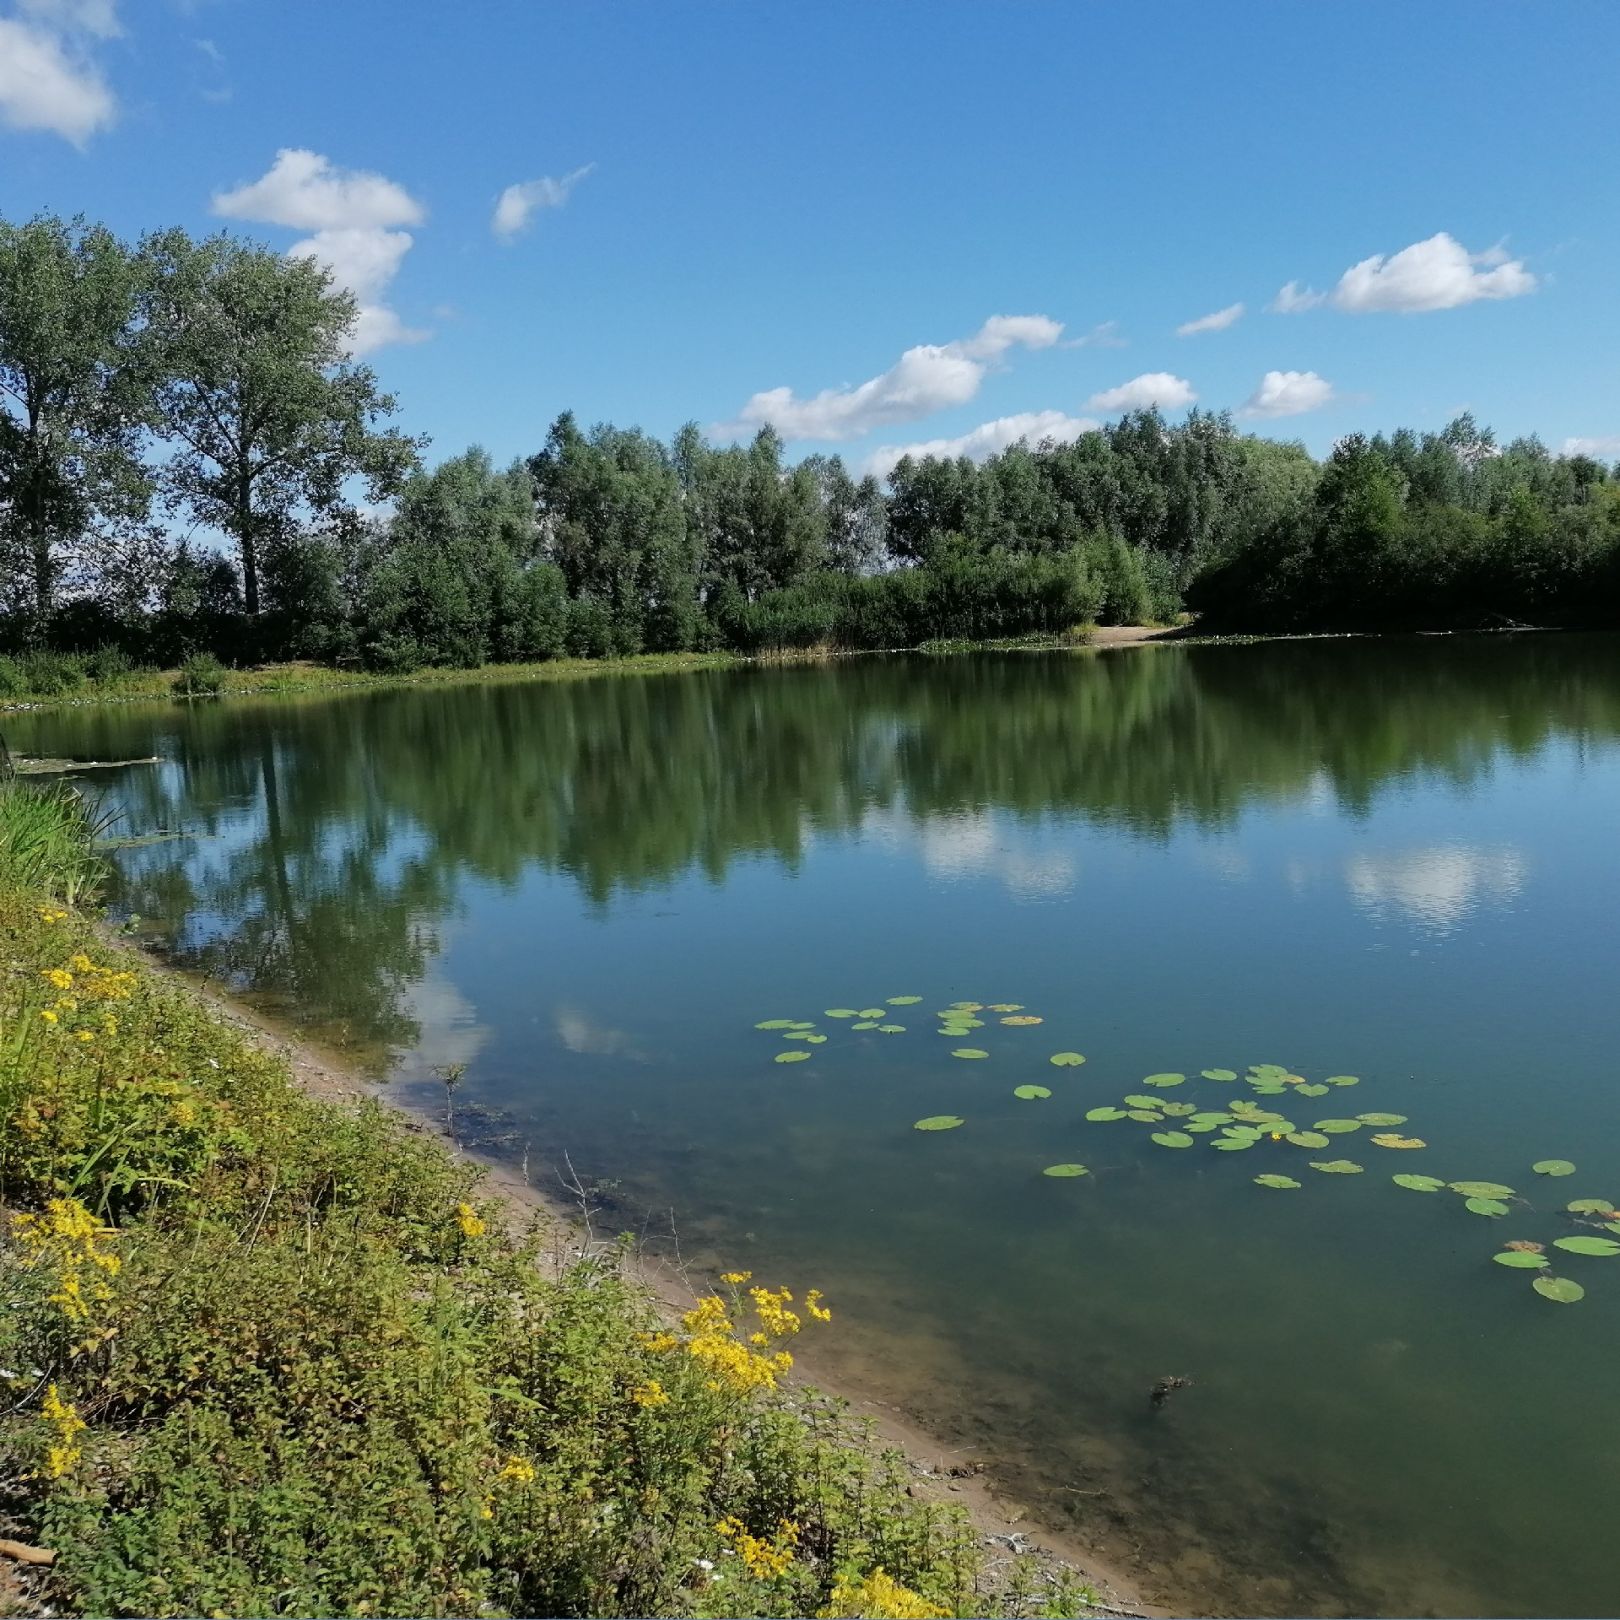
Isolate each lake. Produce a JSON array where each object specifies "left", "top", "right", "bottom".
[{"left": 11, "top": 634, "right": 1620, "bottom": 1618}]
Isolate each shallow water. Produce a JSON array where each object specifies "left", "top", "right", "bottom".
[{"left": 13, "top": 635, "right": 1620, "bottom": 1617}]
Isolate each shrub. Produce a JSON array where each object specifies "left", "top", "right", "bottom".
[{"left": 172, "top": 652, "right": 226, "bottom": 697}]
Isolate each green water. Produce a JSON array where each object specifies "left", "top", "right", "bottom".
[{"left": 12, "top": 635, "right": 1620, "bottom": 1617}]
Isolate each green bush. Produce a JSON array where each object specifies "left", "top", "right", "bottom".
[{"left": 172, "top": 651, "right": 227, "bottom": 696}]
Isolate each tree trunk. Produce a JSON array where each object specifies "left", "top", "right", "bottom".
[{"left": 237, "top": 462, "right": 260, "bottom": 616}]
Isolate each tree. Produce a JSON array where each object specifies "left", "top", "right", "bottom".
[
  {"left": 139, "top": 229, "right": 420, "bottom": 620},
  {"left": 0, "top": 212, "right": 152, "bottom": 634}
]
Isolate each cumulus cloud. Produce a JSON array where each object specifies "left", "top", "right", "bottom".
[
  {"left": 1240, "top": 369, "right": 1336, "bottom": 419},
  {"left": 0, "top": 4, "right": 116, "bottom": 144},
  {"left": 862, "top": 409, "right": 1100, "bottom": 479},
  {"left": 213, "top": 149, "right": 428, "bottom": 354},
  {"left": 1176, "top": 302, "right": 1244, "bottom": 336},
  {"left": 1273, "top": 232, "right": 1536, "bottom": 316},
  {"left": 1084, "top": 372, "right": 1196, "bottom": 414},
  {"left": 1563, "top": 435, "right": 1620, "bottom": 460},
  {"left": 491, "top": 163, "right": 595, "bottom": 241},
  {"left": 714, "top": 313, "right": 1064, "bottom": 443}
]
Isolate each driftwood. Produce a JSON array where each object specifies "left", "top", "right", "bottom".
[
  {"left": 0, "top": 1539, "right": 56, "bottom": 1566},
  {"left": 12, "top": 755, "right": 162, "bottom": 776}
]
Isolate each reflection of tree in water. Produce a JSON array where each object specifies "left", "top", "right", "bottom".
[{"left": 55, "top": 635, "right": 1620, "bottom": 1068}]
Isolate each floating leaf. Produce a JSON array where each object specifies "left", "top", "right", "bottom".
[
  {"left": 783, "top": 1030, "right": 822, "bottom": 1041},
  {"left": 1260, "top": 1120, "right": 1297, "bottom": 1137},
  {"left": 802, "top": 1034, "right": 828, "bottom": 1044},
  {"left": 1533, "top": 1276, "right": 1585, "bottom": 1303},
  {"left": 1249, "top": 1064, "right": 1288, "bottom": 1079},
  {"left": 1532, "top": 1159, "right": 1576, "bottom": 1177},
  {"left": 1568, "top": 1198, "right": 1615, "bottom": 1214},
  {"left": 1122, "top": 1095, "right": 1163, "bottom": 1110},
  {"left": 1049, "top": 1052, "right": 1086, "bottom": 1067},
  {"left": 1287, "top": 1131, "right": 1331, "bottom": 1148},
  {"left": 1085, "top": 1106, "right": 1127, "bottom": 1122},
  {"left": 788, "top": 1021, "right": 817, "bottom": 1030},
  {"left": 1001, "top": 1015, "right": 1044, "bottom": 1027},
  {"left": 1393, "top": 1174, "right": 1446, "bottom": 1192},
  {"left": 1126, "top": 1109, "right": 1163, "bottom": 1123},
  {"left": 853, "top": 1021, "right": 879, "bottom": 1031},
  {"left": 1184, "top": 1120, "right": 1222, "bottom": 1134},
  {"left": 1493, "top": 1251, "right": 1550, "bottom": 1269},
  {"left": 775, "top": 1050, "right": 811, "bottom": 1064},
  {"left": 949, "top": 1002, "right": 984, "bottom": 1012},
  {"left": 1553, "top": 1236, "right": 1620, "bottom": 1256},
  {"left": 858, "top": 1008, "right": 886, "bottom": 1019},
  {"left": 987, "top": 1003, "right": 1023, "bottom": 1013},
  {"left": 1309, "top": 1160, "right": 1364, "bottom": 1175},
  {"left": 1013, "top": 1085, "right": 1052, "bottom": 1101},
  {"left": 755, "top": 1020, "right": 796, "bottom": 1030},
  {"left": 913, "top": 1115, "right": 964, "bottom": 1131},
  {"left": 1159, "top": 1101, "right": 1198, "bottom": 1118},
  {"left": 1151, "top": 1131, "right": 1194, "bottom": 1148},
  {"left": 1201, "top": 1069, "right": 1238, "bottom": 1082},
  {"left": 824, "top": 1009, "right": 858, "bottom": 1019},
  {"left": 886, "top": 995, "right": 922, "bottom": 1005},
  {"left": 1249, "top": 1083, "right": 1289, "bottom": 1096},
  {"left": 1042, "top": 1163, "right": 1089, "bottom": 1178},
  {"left": 1314, "top": 1119, "right": 1363, "bottom": 1134},
  {"left": 1190, "top": 1111, "right": 1233, "bottom": 1126},
  {"left": 1325, "top": 1075, "right": 1361, "bottom": 1087},
  {"left": 878, "top": 1024, "right": 906, "bottom": 1034},
  {"left": 1464, "top": 1197, "right": 1509, "bottom": 1217},
  {"left": 1450, "top": 1181, "right": 1515, "bottom": 1199},
  {"left": 1295, "top": 1083, "right": 1331, "bottom": 1097},
  {"left": 1254, "top": 1174, "right": 1302, "bottom": 1189},
  {"left": 1141, "top": 1073, "right": 1187, "bottom": 1088},
  {"left": 1370, "top": 1133, "right": 1426, "bottom": 1150},
  {"left": 1357, "top": 1113, "right": 1409, "bottom": 1127},
  {"left": 1244, "top": 1110, "right": 1285, "bottom": 1126},
  {"left": 951, "top": 1048, "right": 988, "bottom": 1060},
  {"left": 1223, "top": 1125, "right": 1263, "bottom": 1140},
  {"left": 1212, "top": 1137, "right": 1256, "bottom": 1151}
]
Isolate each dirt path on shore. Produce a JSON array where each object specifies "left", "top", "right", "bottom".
[{"left": 121, "top": 940, "right": 1169, "bottom": 1618}]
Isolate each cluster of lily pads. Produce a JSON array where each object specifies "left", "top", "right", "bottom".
[{"left": 750, "top": 1002, "right": 1615, "bottom": 1306}]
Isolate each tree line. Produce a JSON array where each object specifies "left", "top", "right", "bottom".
[{"left": 5, "top": 210, "right": 1620, "bottom": 676}]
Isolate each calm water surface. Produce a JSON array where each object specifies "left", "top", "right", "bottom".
[{"left": 13, "top": 637, "right": 1620, "bottom": 1617}]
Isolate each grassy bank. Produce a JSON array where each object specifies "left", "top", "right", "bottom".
[
  {"left": 0, "top": 781, "right": 1093, "bottom": 1619},
  {"left": 0, "top": 650, "right": 741, "bottom": 712}
]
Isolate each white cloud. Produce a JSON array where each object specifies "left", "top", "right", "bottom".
[
  {"left": 1274, "top": 232, "right": 1536, "bottom": 316},
  {"left": 862, "top": 409, "right": 1100, "bottom": 478},
  {"left": 1344, "top": 846, "right": 1527, "bottom": 933},
  {"left": 213, "top": 150, "right": 428, "bottom": 355},
  {"left": 1561, "top": 435, "right": 1620, "bottom": 460},
  {"left": 1240, "top": 369, "right": 1336, "bottom": 419},
  {"left": 18, "top": 0, "right": 118, "bottom": 32},
  {"left": 1065, "top": 320, "right": 1127, "bottom": 349},
  {"left": 492, "top": 164, "right": 595, "bottom": 240},
  {"left": 1177, "top": 302, "right": 1244, "bottom": 336},
  {"left": 0, "top": 12, "right": 115, "bottom": 144},
  {"left": 715, "top": 313, "right": 1064, "bottom": 442},
  {"left": 1084, "top": 372, "right": 1196, "bottom": 414}
]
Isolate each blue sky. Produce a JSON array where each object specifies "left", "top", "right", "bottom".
[{"left": 4, "top": 0, "right": 1618, "bottom": 474}]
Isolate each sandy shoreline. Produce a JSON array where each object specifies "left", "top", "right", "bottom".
[{"left": 119, "top": 934, "right": 1170, "bottom": 1619}]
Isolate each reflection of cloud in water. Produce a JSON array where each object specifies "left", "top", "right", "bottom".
[
  {"left": 1343, "top": 846, "right": 1528, "bottom": 931},
  {"left": 398, "top": 970, "right": 490, "bottom": 1079},
  {"left": 913, "top": 811, "right": 1078, "bottom": 901},
  {"left": 555, "top": 1005, "right": 646, "bottom": 1060}
]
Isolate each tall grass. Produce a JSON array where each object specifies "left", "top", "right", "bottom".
[{"left": 0, "top": 782, "right": 112, "bottom": 904}]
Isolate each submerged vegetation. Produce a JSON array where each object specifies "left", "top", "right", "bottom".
[
  {"left": 0, "top": 785, "right": 1098, "bottom": 1618},
  {"left": 7, "top": 210, "right": 1620, "bottom": 699},
  {"left": 752, "top": 997, "right": 1620, "bottom": 1310}
]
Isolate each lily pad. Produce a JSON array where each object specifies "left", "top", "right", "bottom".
[
  {"left": 1324, "top": 1075, "right": 1361, "bottom": 1087},
  {"left": 1013, "top": 1085, "right": 1052, "bottom": 1101},
  {"left": 1295, "top": 1083, "right": 1331, "bottom": 1097},
  {"left": 949, "top": 1002, "right": 984, "bottom": 1012},
  {"left": 1369, "top": 1133, "right": 1426, "bottom": 1150},
  {"left": 858, "top": 1008, "right": 886, "bottom": 1019},
  {"left": 1393, "top": 1174, "right": 1446, "bottom": 1192},
  {"left": 1314, "top": 1119, "right": 1363, "bottom": 1134},
  {"left": 1287, "top": 1131, "right": 1331, "bottom": 1148},
  {"left": 1049, "top": 1052, "right": 1087, "bottom": 1067},
  {"left": 1249, "top": 1083, "right": 1289, "bottom": 1096},
  {"left": 1309, "top": 1160, "right": 1364, "bottom": 1174},
  {"left": 1254, "top": 1174, "right": 1302, "bottom": 1189},
  {"left": 1184, "top": 1120, "right": 1223, "bottom": 1134},
  {"left": 1464, "top": 1197, "right": 1510, "bottom": 1217},
  {"left": 1159, "top": 1101, "right": 1198, "bottom": 1118},
  {"left": 1244, "top": 1110, "right": 1285, "bottom": 1125},
  {"left": 1212, "top": 1137, "right": 1256, "bottom": 1151},
  {"left": 853, "top": 1021, "right": 879, "bottom": 1031},
  {"left": 1552, "top": 1236, "right": 1620, "bottom": 1256},
  {"left": 951, "top": 1048, "right": 989, "bottom": 1060},
  {"left": 1042, "top": 1163, "right": 1089, "bottom": 1178},
  {"left": 1533, "top": 1159, "right": 1576, "bottom": 1177},
  {"left": 913, "top": 1115, "right": 964, "bottom": 1131},
  {"left": 1151, "top": 1131, "right": 1194, "bottom": 1148},
  {"left": 877, "top": 1024, "right": 906, "bottom": 1034},
  {"left": 1450, "top": 1181, "right": 1515, "bottom": 1199},
  {"left": 1249, "top": 1064, "right": 1288, "bottom": 1079},
  {"left": 886, "top": 995, "right": 922, "bottom": 1005},
  {"left": 1191, "top": 1111, "right": 1233, "bottom": 1126},
  {"left": 1126, "top": 1109, "right": 1163, "bottom": 1123},
  {"left": 1201, "top": 1068, "right": 1237, "bottom": 1082},
  {"left": 1123, "top": 1095, "right": 1164, "bottom": 1110},
  {"left": 1533, "top": 1275, "right": 1585, "bottom": 1303},
  {"left": 824, "top": 1009, "right": 859, "bottom": 1019},
  {"left": 755, "top": 1020, "right": 797, "bottom": 1030},
  {"left": 1001, "top": 1015, "right": 1043, "bottom": 1026},
  {"left": 775, "top": 1050, "right": 811, "bottom": 1064},
  {"left": 1085, "top": 1106, "right": 1128, "bottom": 1122},
  {"left": 1223, "top": 1125, "right": 1263, "bottom": 1141},
  {"left": 987, "top": 1003, "right": 1023, "bottom": 1013},
  {"left": 1357, "top": 1113, "right": 1409, "bottom": 1127},
  {"left": 1142, "top": 1073, "right": 1187, "bottom": 1088},
  {"left": 788, "top": 1021, "right": 817, "bottom": 1030},
  {"left": 1493, "top": 1251, "right": 1550, "bottom": 1269},
  {"left": 1567, "top": 1198, "right": 1615, "bottom": 1214}
]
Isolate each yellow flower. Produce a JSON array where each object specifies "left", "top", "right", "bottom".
[
  {"left": 497, "top": 1456, "right": 536, "bottom": 1485},
  {"left": 819, "top": 1569, "right": 948, "bottom": 1618},
  {"left": 716, "top": 1515, "right": 799, "bottom": 1580},
  {"left": 77, "top": 1030, "right": 95, "bottom": 1043},
  {"left": 720, "top": 1269, "right": 752, "bottom": 1285},
  {"left": 639, "top": 1330, "right": 679, "bottom": 1353},
  {"left": 455, "top": 1202, "right": 486, "bottom": 1238},
  {"left": 69, "top": 954, "right": 95, "bottom": 973},
  {"left": 805, "top": 1288, "right": 832, "bottom": 1323},
  {"left": 629, "top": 1379, "right": 670, "bottom": 1408},
  {"left": 42, "top": 968, "right": 73, "bottom": 990},
  {"left": 39, "top": 1009, "right": 58, "bottom": 1025},
  {"left": 40, "top": 1384, "right": 87, "bottom": 1480}
]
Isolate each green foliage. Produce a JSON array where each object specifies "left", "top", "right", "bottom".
[
  {"left": 172, "top": 651, "right": 226, "bottom": 696},
  {"left": 0, "top": 782, "right": 110, "bottom": 904}
]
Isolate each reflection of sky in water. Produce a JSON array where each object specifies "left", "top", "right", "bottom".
[
  {"left": 1341, "top": 844, "right": 1528, "bottom": 931},
  {"left": 854, "top": 804, "right": 1080, "bottom": 901}
]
